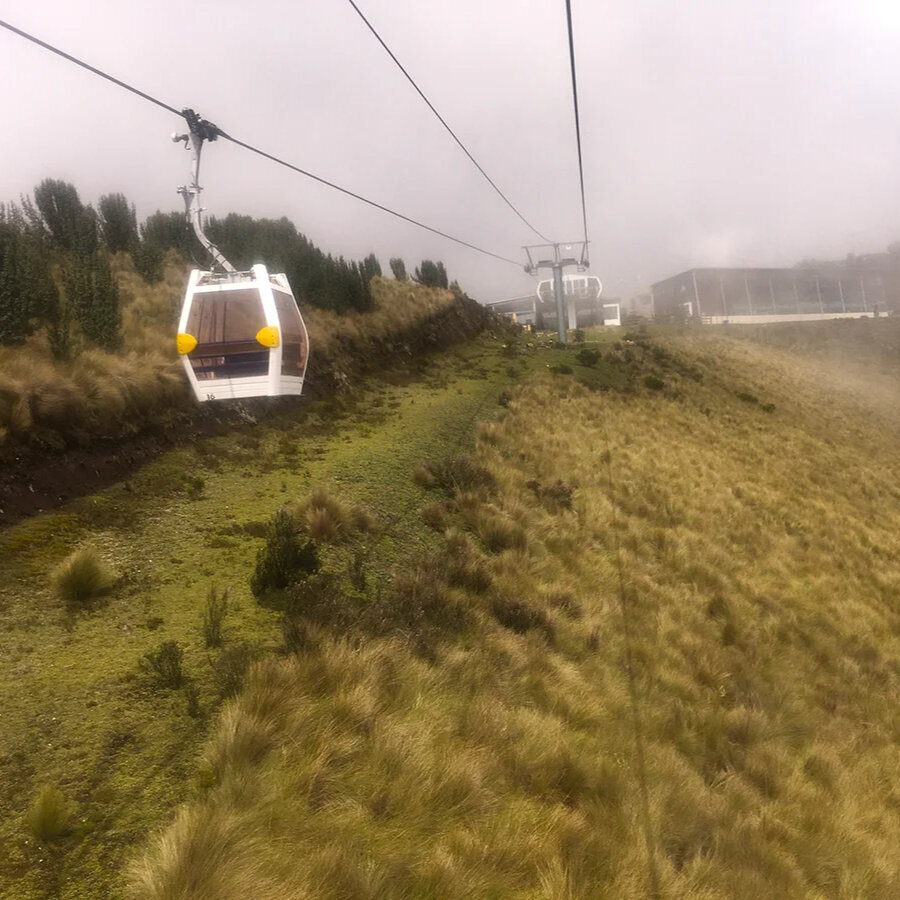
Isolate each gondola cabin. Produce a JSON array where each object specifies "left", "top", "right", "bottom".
[{"left": 176, "top": 263, "right": 309, "bottom": 402}]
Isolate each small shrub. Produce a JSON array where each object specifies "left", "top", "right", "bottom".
[
  {"left": 491, "top": 595, "right": 553, "bottom": 641},
  {"left": 735, "top": 391, "right": 759, "bottom": 404},
  {"left": 52, "top": 548, "right": 116, "bottom": 606},
  {"left": 572, "top": 328, "right": 586, "bottom": 343},
  {"left": 141, "top": 640, "right": 184, "bottom": 688},
  {"left": 25, "top": 786, "right": 70, "bottom": 842},
  {"left": 498, "top": 390, "right": 512, "bottom": 407},
  {"left": 761, "top": 402, "right": 776, "bottom": 413},
  {"left": 643, "top": 374, "right": 665, "bottom": 390},
  {"left": 250, "top": 509, "right": 319, "bottom": 599},
  {"left": 548, "top": 363, "right": 573, "bottom": 375},
  {"left": 576, "top": 347, "right": 601, "bottom": 367},
  {"left": 213, "top": 642, "right": 256, "bottom": 700},
  {"left": 202, "top": 586, "right": 228, "bottom": 648}
]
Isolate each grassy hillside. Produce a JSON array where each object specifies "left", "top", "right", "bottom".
[
  {"left": 128, "top": 323, "right": 900, "bottom": 898},
  {"left": 2, "top": 329, "right": 569, "bottom": 898},
  {"left": 0, "top": 254, "right": 468, "bottom": 457}
]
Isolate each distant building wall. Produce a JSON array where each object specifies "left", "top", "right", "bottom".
[{"left": 651, "top": 267, "right": 897, "bottom": 323}]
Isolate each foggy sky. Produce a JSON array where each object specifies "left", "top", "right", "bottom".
[{"left": 1, "top": 0, "right": 898, "bottom": 302}]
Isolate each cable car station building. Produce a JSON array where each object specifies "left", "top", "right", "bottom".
[{"left": 651, "top": 266, "right": 897, "bottom": 324}]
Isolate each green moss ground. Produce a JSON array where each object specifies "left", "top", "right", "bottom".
[
  {"left": 0, "top": 326, "right": 631, "bottom": 899},
  {"left": 0, "top": 333, "right": 515, "bottom": 898}
]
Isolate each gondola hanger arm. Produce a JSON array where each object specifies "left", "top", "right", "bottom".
[{"left": 173, "top": 108, "right": 236, "bottom": 274}]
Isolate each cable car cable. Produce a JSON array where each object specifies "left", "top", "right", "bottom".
[
  {"left": 343, "top": 0, "right": 551, "bottom": 244},
  {"left": 0, "top": 17, "right": 182, "bottom": 118},
  {"left": 0, "top": 16, "right": 523, "bottom": 268},
  {"left": 215, "top": 130, "right": 523, "bottom": 267},
  {"left": 564, "top": 0, "right": 589, "bottom": 250}
]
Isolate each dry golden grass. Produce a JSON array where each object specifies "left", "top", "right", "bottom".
[
  {"left": 0, "top": 263, "right": 459, "bottom": 452},
  {"left": 51, "top": 546, "right": 117, "bottom": 606},
  {"left": 130, "top": 327, "right": 900, "bottom": 898}
]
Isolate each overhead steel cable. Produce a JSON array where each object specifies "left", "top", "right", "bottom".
[
  {"left": 564, "top": 0, "right": 590, "bottom": 250},
  {"left": 215, "top": 130, "right": 522, "bottom": 266},
  {"left": 344, "top": 0, "right": 551, "bottom": 243},
  {"left": 0, "top": 17, "right": 182, "bottom": 117},
  {"left": 0, "top": 17, "right": 523, "bottom": 268}
]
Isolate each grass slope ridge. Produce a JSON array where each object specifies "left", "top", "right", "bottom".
[
  {"left": 0, "top": 255, "right": 487, "bottom": 459},
  {"left": 0, "top": 259, "right": 493, "bottom": 526},
  {"left": 131, "top": 326, "right": 900, "bottom": 898}
]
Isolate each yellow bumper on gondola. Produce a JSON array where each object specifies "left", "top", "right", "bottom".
[
  {"left": 255, "top": 325, "right": 280, "bottom": 348},
  {"left": 176, "top": 333, "right": 198, "bottom": 355}
]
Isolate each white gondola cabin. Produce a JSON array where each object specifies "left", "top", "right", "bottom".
[
  {"left": 171, "top": 110, "right": 310, "bottom": 403},
  {"left": 176, "top": 264, "right": 309, "bottom": 402}
]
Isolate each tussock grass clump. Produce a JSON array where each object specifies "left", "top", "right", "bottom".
[
  {"left": 25, "top": 786, "right": 70, "bottom": 842},
  {"left": 415, "top": 455, "right": 495, "bottom": 496},
  {"left": 421, "top": 501, "right": 450, "bottom": 531},
  {"left": 52, "top": 547, "right": 116, "bottom": 606},
  {"left": 526, "top": 478, "right": 573, "bottom": 511},
  {"left": 140, "top": 640, "right": 183, "bottom": 688},
  {"left": 476, "top": 510, "right": 527, "bottom": 552},
  {"left": 250, "top": 509, "right": 319, "bottom": 599},
  {"left": 201, "top": 586, "right": 229, "bottom": 648},
  {"left": 374, "top": 564, "right": 468, "bottom": 645},
  {"left": 491, "top": 595, "right": 554, "bottom": 640},
  {"left": 289, "top": 486, "right": 374, "bottom": 543}
]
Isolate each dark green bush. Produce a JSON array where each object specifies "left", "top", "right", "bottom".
[
  {"left": 141, "top": 640, "right": 184, "bottom": 688},
  {"left": 250, "top": 509, "right": 319, "bottom": 599},
  {"left": 576, "top": 348, "right": 601, "bottom": 367},
  {"left": 735, "top": 391, "right": 759, "bottom": 404},
  {"left": 548, "top": 363, "right": 574, "bottom": 375},
  {"left": 643, "top": 374, "right": 665, "bottom": 391}
]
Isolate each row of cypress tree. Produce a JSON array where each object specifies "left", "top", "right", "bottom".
[
  {"left": 0, "top": 180, "right": 121, "bottom": 355},
  {"left": 0, "top": 178, "right": 453, "bottom": 352}
]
